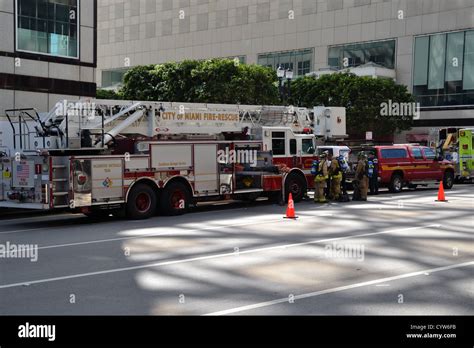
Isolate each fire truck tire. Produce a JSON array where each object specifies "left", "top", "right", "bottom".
[
  {"left": 160, "top": 182, "right": 191, "bottom": 216},
  {"left": 284, "top": 173, "right": 307, "bottom": 203},
  {"left": 443, "top": 171, "right": 454, "bottom": 190},
  {"left": 389, "top": 173, "right": 403, "bottom": 193},
  {"left": 126, "top": 184, "right": 158, "bottom": 220}
]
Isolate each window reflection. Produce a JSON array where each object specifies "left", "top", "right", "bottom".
[
  {"left": 328, "top": 40, "right": 396, "bottom": 69},
  {"left": 413, "top": 30, "right": 474, "bottom": 107},
  {"left": 258, "top": 49, "right": 313, "bottom": 76},
  {"left": 16, "top": 0, "right": 79, "bottom": 59}
]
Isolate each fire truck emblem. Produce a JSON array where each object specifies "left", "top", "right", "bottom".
[
  {"left": 102, "top": 177, "right": 113, "bottom": 188},
  {"left": 242, "top": 176, "right": 253, "bottom": 188}
]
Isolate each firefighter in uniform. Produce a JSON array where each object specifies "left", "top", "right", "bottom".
[
  {"left": 354, "top": 152, "right": 369, "bottom": 201},
  {"left": 313, "top": 153, "right": 329, "bottom": 203},
  {"left": 328, "top": 153, "right": 342, "bottom": 201},
  {"left": 368, "top": 153, "right": 379, "bottom": 195}
]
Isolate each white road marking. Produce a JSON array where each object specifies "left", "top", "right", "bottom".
[
  {"left": 0, "top": 227, "right": 52, "bottom": 235},
  {"left": 204, "top": 261, "right": 474, "bottom": 316},
  {"left": 0, "top": 224, "right": 439, "bottom": 289},
  {"left": 37, "top": 217, "right": 302, "bottom": 250}
]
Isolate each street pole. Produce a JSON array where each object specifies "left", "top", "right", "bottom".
[
  {"left": 285, "top": 69, "right": 293, "bottom": 103},
  {"left": 277, "top": 66, "right": 285, "bottom": 103}
]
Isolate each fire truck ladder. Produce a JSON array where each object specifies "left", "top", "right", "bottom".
[
  {"left": 87, "top": 100, "right": 313, "bottom": 136},
  {"left": 33, "top": 99, "right": 314, "bottom": 151}
]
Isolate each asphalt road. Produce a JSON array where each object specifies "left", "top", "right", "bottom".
[{"left": 0, "top": 186, "right": 472, "bottom": 315}]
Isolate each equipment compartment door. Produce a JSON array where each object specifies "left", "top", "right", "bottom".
[
  {"left": 91, "top": 158, "right": 124, "bottom": 202},
  {"left": 194, "top": 144, "right": 219, "bottom": 195}
]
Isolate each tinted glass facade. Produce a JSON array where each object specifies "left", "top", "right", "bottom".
[
  {"left": 413, "top": 30, "right": 474, "bottom": 108},
  {"left": 258, "top": 49, "right": 313, "bottom": 76},
  {"left": 101, "top": 68, "right": 128, "bottom": 88},
  {"left": 328, "top": 40, "right": 396, "bottom": 69},
  {"left": 16, "top": 0, "right": 79, "bottom": 58}
]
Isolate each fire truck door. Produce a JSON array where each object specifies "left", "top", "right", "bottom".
[{"left": 194, "top": 144, "right": 219, "bottom": 195}]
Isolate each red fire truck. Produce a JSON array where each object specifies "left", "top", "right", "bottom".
[{"left": 0, "top": 100, "right": 346, "bottom": 219}]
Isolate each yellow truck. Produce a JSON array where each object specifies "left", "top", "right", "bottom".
[{"left": 436, "top": 128, "right": 474, "bottom": 183}]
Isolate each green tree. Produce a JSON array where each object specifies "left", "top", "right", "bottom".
[
  {"left": 289, "top": 73, "right": 415, "bottom": 138},
  {"left": 120, "top": 59, "right": 279, "bottom": 105},
  {"left": 120, "top": 65, "right": 161, "bottom": 101},
  {"left": 96, "top": 89, "right": 122, "bottom": 100}
]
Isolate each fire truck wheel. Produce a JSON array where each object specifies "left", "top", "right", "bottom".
[
  {"left": 160, "top": 182, "right": 191, "bottom": 216},
  {"left": 285, "top": 173, "right": 307, "bottom": 203},
  {"left": 126, "top": 184, "right": 158, "bottom": 220},
  {"left": 443, "top": 171, "right": 454, "bottom": 189},
  {"left": 389, "top": 173, "right": 403, "bottom": 193}
]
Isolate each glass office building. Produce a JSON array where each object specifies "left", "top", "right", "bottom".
[{"left": 413, "top": 30, "right": 474, "bottom": 108}]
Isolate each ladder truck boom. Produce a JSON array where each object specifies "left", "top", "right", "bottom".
[{"left": 0, "top": 99, "right": 347, "bottom": 219}]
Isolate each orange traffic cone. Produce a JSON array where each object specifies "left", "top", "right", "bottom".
[
  {"left": 284, "top": 193, "right": 298, "bottom": 219},
  {"left": 436, "top": 182, "right": 448, "bottom": 202}
]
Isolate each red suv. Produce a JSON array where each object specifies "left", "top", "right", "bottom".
[{"left": 348, "top": 145, "right": 455, "bottom": 193}]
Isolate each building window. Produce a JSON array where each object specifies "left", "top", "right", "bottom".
[
  {"left": 328, "top": 40, "right": 396, "bottom": 69},
  {"left": 258, "top": 49, "right": 313, "bottom": 77},
  {"left": 16, "top": 0, "right": 79, "bottom": 59},
  {"left": 413, "top": 30, "right": 474, "bottom": 108},
  {"left": 102, "top": 68, "right": 129, "bottom": 88},
  {"left": 272, "top": 132, "right": 286, "bottom": 156},
  {"left": 298, "top": 60, "right": 310, "bottom": 76}
]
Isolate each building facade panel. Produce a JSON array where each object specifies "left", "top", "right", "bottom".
[{"left": 0, "top": 0, "right": 97, "bottom": 116}]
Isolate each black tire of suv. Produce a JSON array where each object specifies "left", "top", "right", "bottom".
[
  {"left": 389, "top": 174, "right": 404, "bottom": 193},
  {"left": 126, "top": 183, "right": 157, "bottom": 220},
  {"left": 443, "top": 171, "right": 454, "bottom": 190}
]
